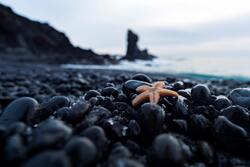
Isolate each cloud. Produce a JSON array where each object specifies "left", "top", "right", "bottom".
[{"left": 1, "top": 0, "right": 250, "bottom": 56}]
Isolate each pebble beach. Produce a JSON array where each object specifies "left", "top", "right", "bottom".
[{"left": 0, "top": 62, "right": 250, "bottom": 167}]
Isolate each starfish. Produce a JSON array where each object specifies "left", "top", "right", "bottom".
[{"left": 132, "top": 81, "right": 179, "bottom": 107}]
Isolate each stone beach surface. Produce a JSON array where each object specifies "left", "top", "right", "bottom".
[{"left": 1, "top": 61, "right": 250, "bottom": 167}]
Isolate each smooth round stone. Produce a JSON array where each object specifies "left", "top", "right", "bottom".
[
  {"left": 67, "top": 101, "right": 90, "bottom": 123},
  {"left": 101, "top": 87, "right": 119, "bottom": 97},
  {"left": 32, "top": 96, "right": 70, "bottom": 123},
  {"left": 40, "top": 96, "right": 70, "bottom": 112},
  {"left": 109, "top": 145, "right": 132, "bottom": 159},
  {"left": 137, "top": 103, "right": 165, "bottom": 137},
  {"left": 148, "top": 134, "right": 185, "bottom": 167},
  {"left": 171, "top": 119, "right": 188, "bottom": 134},
  {"left": 132, "top": 73, "right": 153, "bottom": 83},
  {"left": 128, "top": 120, "right": 141, "bottom": 137},
  {"left": 178, "top": 88, "right": 191, "bottom": 100},
  {"left": 171, "top": 81, "right": 185, "bottom": 91},
  {"left": 79, "top": 126, "right": 108, "bottom": 152},
  {"left": 6, "top": 122, "right": 27, "bottom": 136},
  {"left": 0, "top": 97, "right": 39, "bottom": 126},
  {"left": 189, "top": 114, "right": 211, "bottom": 136},
  {"left": 174, "top": 96, "right": 190, "bottom": 119},
  {"left": 86, "top": 106, "right": 112, "bottom": 123},
  {"left": 108, "top": 158, "right": 144, "bottom": 167},
  {"left": 197, "top": 141, "right": 214, "bottom": 164},
  {"left": 214, "top": 95, "right": 232, "bottom": 110},
  {"left": 31, "top": 119, "right": 72, "bottom": 149},
  {"left": 4, "top": 134, "right": 25, "bottom": 164},
  {"left": 21, "top": 151, "right": 71, "bottom": 167},
  {"left": 214, "top": 116, "right": 247, "bottom": 140},
  {"left": 220, "top": 105, "right": 249, "bottom": 128},
  {"left": 65, "top": 137, "right": 97, "bottom": 167},
  {"left": 123, "top": 80, "right": 151, "bottom": 94},
  {"left": 54, "top": 107, "right": 71, "bottom": 121},
  {"left": 191, "top": 84, "right": 211, "bottom": 104},
  {"left": 228, "top": 88, "right": 250, "bottom": 109},
  {"left": 84, "top": 90, "right": 101, "bottom": 100}
]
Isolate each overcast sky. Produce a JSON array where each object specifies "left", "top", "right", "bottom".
[{"left": 1, "top": 0, "right": 250, "bottom": 56}]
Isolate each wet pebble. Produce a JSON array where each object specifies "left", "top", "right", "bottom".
[
  {"left": 79, "top": 125, "right": 108, "bottom": 158},
  {"left": 148, "top": 134, "right": 185, "bottom": 167},
  {"left": 132, "top": 73, "right": 152, "bottom": 83},
  {"left": 191, "top": 84, "right": 211, "bottom": 105},
  {"left": 189, "top": 114, "right": 211, "bottom": 138},
  {"left": 214, "top": 95, "right": 232, "bottom": 110},
  {"left": 21, "top": 151, "right": 71, "bottom": 167},
  {"left": 197, "top": 141, "right": 214, "bottom": 165},
  {"left": 123, "top": 80, "right": 151, "bottom": 94},
  {"left": 101, "top": 86, "right": 119, "bottom": 97},
  {"left": 213, "top": 116, "right": 247, "bottom": 142},
  {"left": 108, "top": 158, "right": 145, "bottom": 167},
  {"left": 0, "top": 97, "right": 38, "bottom": 126},
  {"left": 220, "top": 105, "right": 250, "bottom": 128},
  {"left": 178, "top": 88, "right": 192, "bottom": 100},
  {"left": 128, "top": 119, "right": 141, "bottom": 137},
  {"left": 65, "top": 137, "right": 97, "bottom": 167},
  {"left": 171, "top": 119, "right": 188, "bottom": 134},
  {"left": 229, "top": 88, "right": 250, "bottom": 109},
  {"left": 174, "top": 96, "right": 190, "bottom": 119},
  {"left": 67, "top": 101, "right": 90, "bottom": 123},
  {"left": 136, "top": 103, "right": 165, "bottom": 138},
  {"left": 84, "top": 90, "right": 101, "bottom": 100},
  {"left": 30, "top": 119, "right": 72, "bottom": 150},
  {"left": 31, "top": 96, "right": 70, "bottom": 123},
  {"left": 4, "top": 134, "right": 25, "bottom": 165}
]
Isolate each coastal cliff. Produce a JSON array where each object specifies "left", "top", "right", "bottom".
[{"left": 0, "top": 4, "right": 117, "bottom": 64}]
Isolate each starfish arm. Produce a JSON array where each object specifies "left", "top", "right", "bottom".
[
  {"left": 159, "top": 89, "right": 179, "bottom": 97},
  {"left": 153, "top": 81, "right": 165, "bottom": 89},
  {"left": 132, "top": 92, "right": 150, "bottom": 106},
  {"left": 136, "top": 85, "right": 151, "bottom": 93},
  {"left": 149, "top": 92, "right": 160, "bottom": 104}
]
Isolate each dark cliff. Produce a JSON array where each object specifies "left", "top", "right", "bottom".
[{"left": 0, "top": 4, "right": 117, "bottom": 64}]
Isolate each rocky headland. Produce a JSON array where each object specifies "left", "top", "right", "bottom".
[{"left": 0, "top": 4, "right": 155, "bottom": 65}]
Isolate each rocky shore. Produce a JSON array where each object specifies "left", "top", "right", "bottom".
[{"left": 0, "top": 62, "right": 250, "bottom": 167}]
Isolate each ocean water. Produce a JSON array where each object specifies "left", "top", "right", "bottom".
[{"left": 62, "top": 55, "right": 250, "bottom": 80}]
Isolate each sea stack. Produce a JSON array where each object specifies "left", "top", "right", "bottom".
[{"left": 123, "top": 29, "right": 155, "bottom": 61}]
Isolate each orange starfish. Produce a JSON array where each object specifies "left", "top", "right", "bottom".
[{"left": 132, "top": 81, "right": 179, "bottom": 107}]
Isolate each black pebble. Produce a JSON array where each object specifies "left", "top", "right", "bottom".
[
  {"left": 32, "top": 96, "right": 70, "bottom": 124},
  {"left": 4, "top": 134, "right": 25, "bottom": 165},
  {"left": 148, "top": 134, "right": 185, "bottom": 167},
  {"left": 174, "top": 96, "right": 190, "bottom": 119},
  {"left": 65, "top": 137, "right": 97, "bottom": 167},
  {"left": 84, "top": 90, "right": 101, "bottom": 100},
  {"left": 30, "top": 119, "right": 72, "bottom": 151},
  {"left": 213, "top": 116, "right": 247, "bottom": 142},
  {"left": 0, "top": 97, "right": 38, "bottom": 126},
  {"left": 101, "top": 86, "right": 119, "bottom": 97},
  {"left": 132, "top": 73, "right": 153, "bottom": 83},
  {"left": 214, "top": 95, "right": 232, "bottom": 110},
  {"left": 21, "top": 151, "right": 71, "bottom": 167},
  {"left": 220, "top": 105, "right": 250, "bottom": 128},
  {"left": 189, "top": 114, "right": 211, "bottom": 138},
  {"left": 123, "top": 80, "right": 151, "bottom": 94},
  {"left": 108, "top": 158, "right": 145, "bottom": 167},
  {"left": 80, "top": 125, "right": 108, "bottom": 158},
  {"left": 228, "top": 88, "right": 250, "bottom": 109},
  {"left": 128, "top": 119, "right": 141, "bottom": 137},
  {"left": 191, "top": 84, "right": 211, "bottom": 105},
  {"left": 136, "top": 103, "right": 165, "bottom": 138}
]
